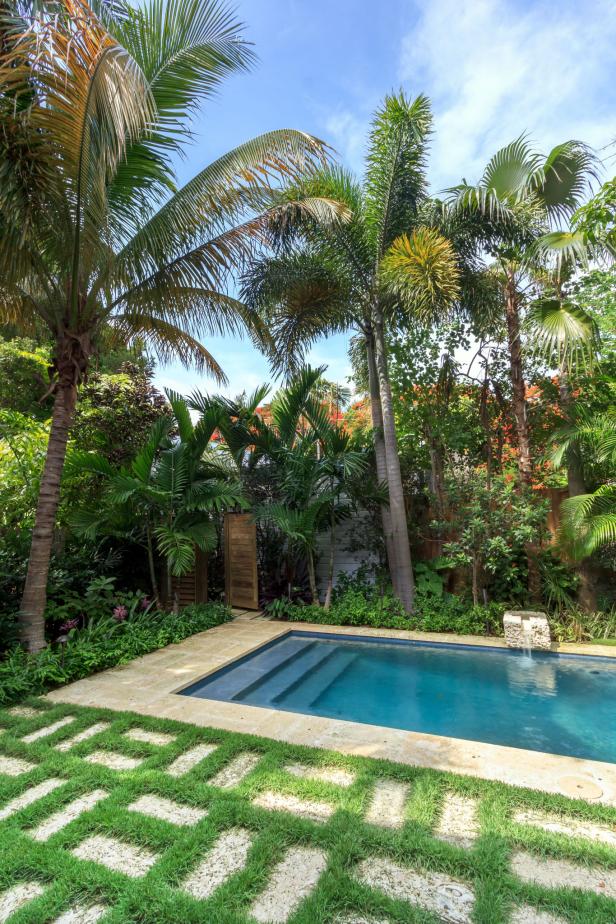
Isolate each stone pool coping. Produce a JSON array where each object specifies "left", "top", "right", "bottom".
[{"left": 46, "top": 617, "right": 616, "bottom": 806}]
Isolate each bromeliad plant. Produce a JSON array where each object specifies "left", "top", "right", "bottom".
[
  {"left": 1, "top": 0, "right": 334, "bottom": 650},
  {"left": 70, "top": 394, "right": 245, "bottom": 607}
]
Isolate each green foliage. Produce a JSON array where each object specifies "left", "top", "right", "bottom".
[
  {"left": 280, "top": 578, "right": 505, "bottom": 637},
  {"left": 70, "top": 394, "right": 245, "bottom": 586},
  {"left": 549, "top": 608, "right": 616, "bottom": 644},
  {"left": 413, "top": 561, "right": 445, "bottom": 598},
  {"left": 0, "top": 409, "right": 49, "bottom": 530},
  {"left": 440, "top": 471, "right": 548, "bottom": 604},
  {"left": 0, "top": 338, "right": 52, "bottom": 416},
  {"left": 0, "top": 602, "right": 230, "bottom": 706}
]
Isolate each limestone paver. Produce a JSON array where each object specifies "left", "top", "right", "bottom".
[
  {"left": 53, "top": 904, "right": 109, "bottom": 923},
  {"left": 436, "top": 793, "right": 480, "bottom": 848},
  {"left": 209, "top": 752, "right": 260, "bottom": 788},
  {"left": 284, "top": 763, "right": 356, "bottom": 787},
  {"left": 182, "top": 827, "right": 253, "bottom": 899},
  {"left": 72, "top": 834, "right": 159, "bottom": 877},
  {"left": 29, "top": 789, "right": 108, "bottom": 841},
  {"left": 510, "top": 906, "right": 568, "bottom": 924},
  {"left": 55, "top": 723, "right": 110, "bottom": 753},
  {"left": 127, "top": 794, "right": 207, "bottom": 826},
  {"left": 124, "top": 728, "right": 176, "bottom": 747},
  {"left": 514, "top": 808, "right": 616, "bottom": 848},
  {"left": 334, "top": 914, "right": 390, "bottom": 924},
  {"left": 0, "top": 754, "right": 36, "bottom": 777},
  {"left": 22, "top": 715, "right": 76, "bottom": 743},
  {"left": 252, "top": 790, "right": 334, "bottom": 823},
  {"left": 355, "top": 857, "right": 474, "bottom": 924},
  {"left": 0, "top": 778, "right": 65, "bottom": 821},
  {"left": 7, "top": 706, "right": 40, "bottom": 718},
  {"left": 365, "top": 780, "right": 410, "bottom": 828},
  {"left": 334, "top": 917, "right": 389, "bottom": 924},
  {"left": 84, "top": 750, "right": 143, "bottom": 771},
  {"left": 511, "top": 851, "right": 616, "bottom": 899},
  {"left": 250, "top": 846, "right": 327, "bottom": 923},
  {"left": 0, "top": 882, "right": 45, "bottom": 922},
  {"left": 166, "top": 743, "right": 218, "bottom": 777}
]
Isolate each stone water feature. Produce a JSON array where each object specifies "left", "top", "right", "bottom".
[{"left": 503, "top": 610, "right": 552, "bottom": 651}]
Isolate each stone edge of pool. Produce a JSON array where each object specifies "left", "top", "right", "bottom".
[{"left": 45, "top": 616, "right": 616, "bottom": 807}]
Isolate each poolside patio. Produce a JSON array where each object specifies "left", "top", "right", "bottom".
[{"left": 45, "top": 614, "right": 616, "bottom": 807}]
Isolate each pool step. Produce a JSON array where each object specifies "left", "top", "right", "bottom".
[
  {"left": 239, "top": 645, "right": 340, "bottom": 706},
  {"left": 189, "top": 636, "right": 315, "bottom": 701},
  {"left": 276, "top": 648, "right": 359, "bottom": 709}
]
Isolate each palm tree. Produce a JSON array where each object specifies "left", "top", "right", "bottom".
[
  {"left": 70, "top": 394, "right": 244, "bottom": 606},
  {"left": 196, "top": 366, "right": 371, "bottom": 604},
  {"left": 1, "top": 0, "right": 332, "bottom": 650},
  {"left": 552, "top": 410, "right": 616, "bottom": 559},
  {"left": 242, "top": 94, "right": 461, "bottom": 612},
  {"left": 447, "top": 137, "right": 597, "bottom": 486}
]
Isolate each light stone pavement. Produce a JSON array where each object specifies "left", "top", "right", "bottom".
[{"left": 1, "top": 709, "right": 616, "bottom": 922}]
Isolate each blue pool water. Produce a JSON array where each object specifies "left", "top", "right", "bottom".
[{"left": 180, "top": 631, "right": 616, "bottom": 763}]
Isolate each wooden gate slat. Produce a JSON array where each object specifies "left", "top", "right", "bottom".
[{"left": 225, "top": 512, "right": 258, "bottom": 609}]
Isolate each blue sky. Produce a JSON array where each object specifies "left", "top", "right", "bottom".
[{"left": 155, "top": 0, "right": 616, "bottom": 401}]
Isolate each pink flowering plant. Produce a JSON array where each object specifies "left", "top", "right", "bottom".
[{"left": 46, "top": 576, "right": 156, "bottom": 642}]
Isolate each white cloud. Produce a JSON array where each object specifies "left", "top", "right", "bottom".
[
  {"left": 324, "top": 109, "right": 369, "bottom": 177},
  {"left": 398, "top": 0, "right": 616, "bottom": 190}
]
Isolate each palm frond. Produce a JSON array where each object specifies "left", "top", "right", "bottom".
[
  {"left": 364, "top": 92, "right": 432, "bottom": 259},
  {"left": 526, "top": 298, "right": 599, "bottom": 372},
  {"left": 380, "top": 227, "right": 460, "bottom": 322}
]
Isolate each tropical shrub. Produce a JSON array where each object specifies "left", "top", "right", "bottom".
[
  {"left": 280, "top": 586, "right": 505, "bottom": 636},
  {"left": 0, "top": 601, "right": 230, "bottom": 706}
]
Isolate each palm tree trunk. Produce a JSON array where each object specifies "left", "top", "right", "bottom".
[
  {"left": 504, "top": 274, "right": 532, "bottom": 485},
  {"left": 307, "top": 549, "right": 319, "bottom": 604},
  {"left": 371, "top": 305, "right": 415, "bottom": 612},
  {"left": 146, "top": 525, "right": 160, "bottom": 607},
  {"left": 365, "top": 331, "right": 397, "bottom": 575},
  {"left": 19, "top": 382, "right": 77, "bottom": 652},
  {"left": 324, "top": 511, "right": 335, "bottom": 610},
  {"left": 504, "top": 273, "right": 540, "bottom": 601}
]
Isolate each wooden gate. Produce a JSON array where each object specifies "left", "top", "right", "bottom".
[{"left": 224, "top": 512, "right": 259, "bottom": 609}]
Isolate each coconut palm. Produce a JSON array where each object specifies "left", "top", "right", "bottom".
[
  {"left": 241, "top": 94, "right": 462, "bottom": 612},
  {"left": 0, "top": 0, "right": 333, "bottom": 649},
  {"left": 447, "top": 137, "right": 598, "bottom": 485}
]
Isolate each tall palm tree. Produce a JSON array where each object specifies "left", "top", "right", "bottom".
[
  {"left": 0, "top": 0, "right": 333, "bottom": 650},
  {"left": 447, "top": 137, "right": 597, "bottom": 485},
  {"left": 242, "top": 94, "right": 461, "bottom": 612}
]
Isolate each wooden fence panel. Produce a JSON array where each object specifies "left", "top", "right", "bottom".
[
  {"left": 225, "top": 513, "right": 259, "bottom": 609},
  {"left": 166, "top": 547, "right": 208, "bottom": 607}
]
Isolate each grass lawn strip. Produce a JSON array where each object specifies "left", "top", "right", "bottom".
[{"left": 0, "top": 700, "right": 614, "bottom": 923}]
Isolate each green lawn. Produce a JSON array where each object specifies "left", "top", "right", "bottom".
[{"left": 0, "top": 700, "right": 615, "bottom": 923}]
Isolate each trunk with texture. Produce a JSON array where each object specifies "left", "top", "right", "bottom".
[
  {"left": 504, "top": 274, "right": 532, "bottom": 485},
  {"left": 504, "top": 274, "right": 540, "bottom": 600},
  {"left": 19, "top": 383, "right": 77, "bottom": 651},
  {"left": 307, "top": 549, "right": 319, "bottom": 604},
  {"left": 365, "top": 331, "right": 397, "bottom": 575},
  {"left": 324, "top": 511, "right": 335, "bottom": 610},
  {"left": 371, "top": 306, "right": 415, "bottom": 612}
]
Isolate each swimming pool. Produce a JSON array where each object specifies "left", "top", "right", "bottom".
[{"left": 179, "top": 630, "right": 616, "bottom": 763}]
